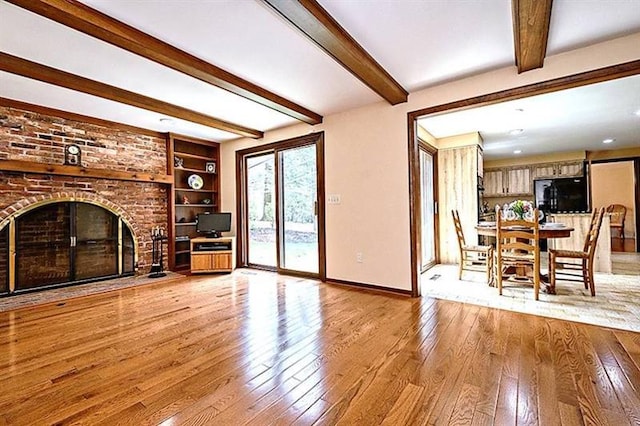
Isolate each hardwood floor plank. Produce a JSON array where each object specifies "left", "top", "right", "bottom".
[
  {"left": 380, "top": 382, "right": 424, "bottom": 425},
  {"left": 0, "top": 270, "right": 637, "bottom": 424},
  {"left": 533, "top": 324, "right": 561, "bottom": 426}
]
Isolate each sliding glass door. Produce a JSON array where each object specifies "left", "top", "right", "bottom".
[
  {"left": 420, "top": 145, "right": 437, "bottom": 271},
  {"left": 281, "top": 144, "right": 318, "bottom": 273},
  {"left": 246, "top": 153, "right": 277, "bottom": 267},
  {"left": 238, "top": 133, "right": 325, "bottom": 279}
]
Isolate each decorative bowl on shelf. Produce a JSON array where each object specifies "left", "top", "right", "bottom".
[{"left": 188, "top": 174, "right": 203, "bottom": 190}]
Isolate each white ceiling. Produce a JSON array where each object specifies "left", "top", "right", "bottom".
[
  {"left": 1, "top": 0, "right": 640, "bottom": 146},
  {"left": 418, "top": 74, "right": 640, "bottom": 160}
]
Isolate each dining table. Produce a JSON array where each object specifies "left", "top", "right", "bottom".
[{"left": 475, "top": 222, "right": 574, "bottom": 294}]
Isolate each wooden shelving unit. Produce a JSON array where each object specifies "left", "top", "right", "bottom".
[{"left": 168, "top": 134, "right": 220, "bottom": 271}]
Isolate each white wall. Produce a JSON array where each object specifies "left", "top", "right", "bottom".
[{"left": 221, "top": 33, "right": 640, "bottom": 292}]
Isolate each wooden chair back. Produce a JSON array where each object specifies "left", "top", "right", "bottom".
[
  {"left": 452, "top": 210, "right": 466, "bottom": 251},
  {"left": 606, "top": 204, "right": 626, "bottom": 227},
  {"left": 584, "top": 208, "right": 605, "bottom": 256},
  {"left": 495, "top": 206, "right": 541, "bottom": 299},
  {"left": 496, "top": 209, "right": 540, "bottom": 257}
]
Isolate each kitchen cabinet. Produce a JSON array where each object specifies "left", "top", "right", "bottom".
[
  {"left": 483, "top": 170, "right": 503, "bottom": 196},
  {"left": 533, "top": 161, "right": 583, "bottom": 178},
  {"left": 484, "top": 167, "right": 531, "bottom": 196}
]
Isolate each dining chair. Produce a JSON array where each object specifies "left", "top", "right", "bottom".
[
  {"left": 549, "top": 207, "right": 605, "bottom": 296},
  {"left": 495, "top": 206, "right": 540, "bottom": 300},
  {"left": 606, "top": 204, "right": 626, "bottom": 240},
  {"left": 452, "top": 210, "right": 493, "bottom": 283}
]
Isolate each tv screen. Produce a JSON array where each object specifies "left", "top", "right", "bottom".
[{"left": 196, "top": 212, "right": 231, "bottom": 237}]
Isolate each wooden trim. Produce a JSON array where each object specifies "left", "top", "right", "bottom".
[
  {"left": 635, "top": 159, "right": 640, "bottom": 252},
  {"left": 0, "top": 52, "right": 263, "bottom": 139},
  {"left": 315, "top": 133, "right": 327, "bottom": 281},
  {"left": 166, "top": 134, "right": 176, "bottom": 271},
  {"left": 586, "top": 147, "right": 640, "bottom": 161},
  {"left": 0, "top": 158, "right": 172, "bottom": 184},
  {"left": 406, "top": 60, "right": 640, "bottom": 298},
  {"left": 326, "top": 277, "right": 412, "bottom": 297},
  {"left": 262, "top": 0, "right": 408, "bottom": 105},
  {"left": 409, "top": 60, "right": 640, "bottom": 119},
  {"left": 407, "top": 117, "right": 420, "bottom": 297},
  {"left": 512, "top": 0, "right": 553, "bottom": 73},
  {"left": 275, "top": 147, "right": 283, "bottom": 271},
  {"left": 235, "top": 151, "right": 246, "bottom": 268},
  {"left": 169, "top": 132, "right": 228, "bottom": 148},
  {"left": 6, "top": 0, "right": 322, "bottom": 126},
  {"left": 0, "top": 97, "right": 164, "bottom": 138}
]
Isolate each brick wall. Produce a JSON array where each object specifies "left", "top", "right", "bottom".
[
  {"left": 0, "top": 105, "right": 169, "bottom": 275},
  {"left": 0, "top": 106, "right": 166, "bottom": 172}
]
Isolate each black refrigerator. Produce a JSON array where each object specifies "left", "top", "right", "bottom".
[{"left": 534, "top": 177, "right": 589, "bottom": 215}]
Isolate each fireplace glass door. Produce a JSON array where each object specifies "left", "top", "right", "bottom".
[
  {"left": 16, "top": 203, "right": 72, "bottom": 290},
  {"left": 0, "top": 226, "right": 8, "bottom": 295},
  {"left": 8, "top": 201, "right": 134, "bottom": 293},
  {"left": 75, "top": 203, "right": 118, "bottom": 280}
]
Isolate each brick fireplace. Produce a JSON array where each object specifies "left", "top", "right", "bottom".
[{"left": 0, "top": 103, "right": 170, "bottom": 295}]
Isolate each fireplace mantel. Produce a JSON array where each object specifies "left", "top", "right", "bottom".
[{"left": 0, "top": 159, "right": 172, "bottom": 184}]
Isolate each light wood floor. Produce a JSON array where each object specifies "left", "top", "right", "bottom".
[{"left": 1, "top": 270, "right": 639, "bottom": 425}]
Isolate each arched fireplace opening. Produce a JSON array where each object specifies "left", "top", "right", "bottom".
[{"left": 0, "top": 200, "right": 138, "bottom": 296}]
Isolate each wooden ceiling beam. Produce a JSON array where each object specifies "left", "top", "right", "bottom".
[
  {"left": 6, "top": 0, "right": 322, "bottom": 125},
  {"left": 512, "top": 0, "right": 553, "bottom": 73},
  {"left": 262, "top": 0, "right": 408, "bottom": 105},
  {"left": 0, "top": 52, "right": 264, "bottom": 139}
]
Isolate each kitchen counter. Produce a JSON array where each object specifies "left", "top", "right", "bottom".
[{"left": 547, "top": 213, "right": 611, "bottom": 273}]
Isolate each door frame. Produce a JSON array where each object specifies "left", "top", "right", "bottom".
[
  {"left": 235, "top": 132, "right": 326, "bottom": 280},
  {"left": 407, "top": 60, "right": 640, "bottom": 297}
]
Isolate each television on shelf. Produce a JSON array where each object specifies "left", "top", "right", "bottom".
[{"left": 196, "top": 212, "right": 231, "bottom": 238}]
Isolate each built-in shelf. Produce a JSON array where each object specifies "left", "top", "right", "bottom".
[
  {"left": 174, "top": 166, "right": 217, "bottom": 174},
  {"left": 169, "top": 134, "right": 220, "bottom": 272},
  {"left": 174, "top": 188, "right": 217, "bottom": 193},
  {"left": 174, "top": 151, "right": 213, "bottom": 161}
]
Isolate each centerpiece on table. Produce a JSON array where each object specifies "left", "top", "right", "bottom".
[{"left": 499, "top": 200, "right": 543, "bottom": 221}]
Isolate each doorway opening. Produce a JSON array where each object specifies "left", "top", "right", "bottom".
[{"left": 590, "top": 159, "right": 639, "bottom": 253}]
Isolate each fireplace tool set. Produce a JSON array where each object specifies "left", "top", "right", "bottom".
[{"left": 149, "top": 227, "right": 168, "bottom": 278}]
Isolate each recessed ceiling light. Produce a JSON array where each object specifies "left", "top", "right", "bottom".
[
  {"left": 513, "top": 149, "right": 522, "bottom": 154},
  {"left": 602, "top": 138, "right": 615, "bottom": 144},
  {"left": 509, "top": 129, "right": 524, "bottom": 135}
]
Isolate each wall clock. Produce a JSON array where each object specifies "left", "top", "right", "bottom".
[{"left": 64, "top": 144, "right": 82, "bottom": 166}]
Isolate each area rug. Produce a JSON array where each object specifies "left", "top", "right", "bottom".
[
  {"left": 422, "top": 264, "right": 640, "bottom": 332},
  {"left": 0, "top": 272, "right": 184, "bottom": 312}
]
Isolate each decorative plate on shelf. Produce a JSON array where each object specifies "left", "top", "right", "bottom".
[{"left": 188, "top": 174, "right": 204, "bottom": 190}]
